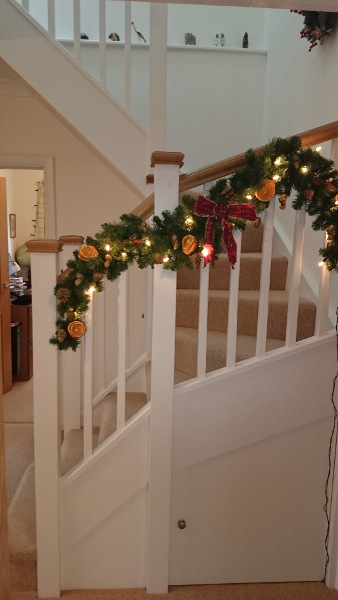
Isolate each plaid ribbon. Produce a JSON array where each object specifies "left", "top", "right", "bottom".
[{"left": 194, "top": 195, "right": 257, "bottom": 266}]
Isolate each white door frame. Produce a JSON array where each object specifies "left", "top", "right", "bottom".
[{"left": 0, "top": 155, "right": 56, "bottom": 238}]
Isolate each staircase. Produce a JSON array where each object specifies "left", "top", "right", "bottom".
[
  {"left": 175, "top": 221, "right": 316, "bottom": 378},
  {"left": 7, "top": 391, "right": 148, "bottom": 591},
  {"left": 7, "top": 216, "right": 321, "bottom": 592}
]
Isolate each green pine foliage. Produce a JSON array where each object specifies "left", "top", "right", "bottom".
[{"left": 51, "top": 135, "right": 338, "bottom": 351}]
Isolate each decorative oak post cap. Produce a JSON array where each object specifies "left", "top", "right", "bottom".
[
  {"left": 150, "top": 151, "right": 185, "bottom": 168},
  {"left": 59, "top": 235, "right": 85, "bottom": 245},
  {"left": 25, "top": 239, "right": 64, "bottom": 253}
]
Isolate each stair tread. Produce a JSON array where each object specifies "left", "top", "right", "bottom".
[
  {"left": 178, "top": 288, "right": 315, "bottom": 303},
  {"left": 175, "top": 327, "right": 285, "bottom": 377},
  {"left": 98, "top": 391, "right": 147, "bottom": 445}
]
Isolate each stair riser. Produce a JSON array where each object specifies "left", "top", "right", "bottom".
[
  {"left": 176, "top": 293, "right": 316, "bottom": 341},
  {"left": 177, "top": 255, "right": 288, "bottom": 291}
]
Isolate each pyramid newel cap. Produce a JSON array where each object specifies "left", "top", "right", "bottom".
[{"left": 150, "top": 151, "right": 184, "bottom": 168}]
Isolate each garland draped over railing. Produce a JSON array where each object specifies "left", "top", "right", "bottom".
[{"left": 51, "top": 135, "right": 338, "bottom": 351}]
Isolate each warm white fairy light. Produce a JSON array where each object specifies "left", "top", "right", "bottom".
[
  {"left": 246, "top": 194, "right": 253, "bottom": 200},
  {"left": 185, "top": 216, "right": 194, "bottom": 226},
  {"left": 274, "top": 157, "right": 282, "bottom": 165},
  {"left": 318, "top": 260, "right": 324, "bottom": 267},
  {"left": 163, "top": 255, "right": 169, "bottom": 263},
  {"left": 202, "top": 246, "right": 210, "bottom": 258},
  {"left": 121, "top": 252, "right": 127, "bottom": 258},
  {"left": 301, "top": 166, "right": 309, "bottom": 174},
  {"left": 105, "top": 244, "right": 111, "bottom": 251},
  {"left": 145, "top": 239, "right": 151, "bottom": 246},
  {"left": 335, "top": 198, "right": 338, "bottom": 206},
  {"left": 273, "top": 175, "right": 280, "bottom": 181},
  {"left": 315, "top": 146, "right": 322, "bottom": 152}
]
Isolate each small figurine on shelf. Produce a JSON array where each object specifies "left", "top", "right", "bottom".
[
  {"left": 220, "top": 33, "right": 225, "bottom": 47},
  {"left": 185, "top": 33, "right": 196, "bottom": 45},
  {"left": 214, "top": 33, "right": 219, "bottom": 46},
  {"left": 242, "top": 32, "right": 248, "bottom": 48},
  {"left": 131, "top": 22, "right": 147, "bottom": 43},
  {"left": 109, "top": 32, "right": 120, "bottom": 41}
]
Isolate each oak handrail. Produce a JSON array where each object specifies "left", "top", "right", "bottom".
[{"left": 133, "top": 120, "right": 338, "bottom": 221}]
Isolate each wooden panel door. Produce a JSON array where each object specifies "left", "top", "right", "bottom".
[
  {"left": 0, "top": 300, "right": 11, "bottom": 599},
  {"left": 0, "top": 178, "right": 12, "bottom": 393}
]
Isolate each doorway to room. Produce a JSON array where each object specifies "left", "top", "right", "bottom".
[{"left": 0, "top": 158, "right": 55, "bottom": 594}]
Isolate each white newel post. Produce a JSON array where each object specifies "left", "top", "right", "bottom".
[
  {"left": 147, "top": 151, "right": 184, "bottom": 594},
  {"left": 26, "top": 239, "right": 63, "bottom": 598},
  {"left": 59, "top": 235, "right": 84, "bottom": 434}
]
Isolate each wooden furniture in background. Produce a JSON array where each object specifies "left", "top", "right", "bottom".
[{"left": 11, "top": 303, "right": 33, "bottom": 381}]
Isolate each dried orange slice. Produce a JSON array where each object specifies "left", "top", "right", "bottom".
[
  {"left": 255, "top": 179, "right": 275, "bottom": 202},
  {"left": 67, "top": 320, "right": 86, "bottom": 339},
  {"left": 78, "top": 245, "right": 98, "bottom": 261},
  {"left": 182, "top": 235, "right": 197, "bottom": 255}
]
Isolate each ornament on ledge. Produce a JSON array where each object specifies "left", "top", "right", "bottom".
[
  {"left": 109, "top": 32, "right": 120, "bottom": 41},
  {"left": 131, "top": 22, "right": 147, "bottom": 43},
  {"left": 185, "top": 33, "right": 196, "bottom": 45},
  {"left": 242, "top": 32, "right": 248, "bottom": 48}
]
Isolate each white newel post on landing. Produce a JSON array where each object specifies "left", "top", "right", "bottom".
[
  {"left": 147, "top": 151, "right": 184, "bottom": 594},
  {"left": 26, "top": 239, "right": 63, "bottom": 598}
]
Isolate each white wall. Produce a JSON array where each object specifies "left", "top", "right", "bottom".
[
  {"left": 0, "top": 95, "right": 142, "bottom": 239},
  {"left": 263, "top": 9, "right": 338, "bottom": 326},
  {"left": 26, "top": 0, "right": 266, "bottom": 49}
]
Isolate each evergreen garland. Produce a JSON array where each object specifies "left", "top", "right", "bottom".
[
  {"left": 291, "top": 10, "right": 337, "bottom": 51},
  {"left": 51, "top": 136, "right": 338, "bottom": 351}
]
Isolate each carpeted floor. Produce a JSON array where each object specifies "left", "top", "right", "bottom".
[{"left": 8, "top": 582, "right": 338, "bottom": 600}]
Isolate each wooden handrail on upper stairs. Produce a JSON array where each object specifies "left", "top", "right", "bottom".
[{"left": 134, "top": 120, "right": 338, "bottom": 222}]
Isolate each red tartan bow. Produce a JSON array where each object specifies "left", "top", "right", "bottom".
[
  {"left": 193, "top": 196, "right": 257, "bottom": 266},
  {"left": 313, "top": 178, "right": 336, "bottom": 192}
]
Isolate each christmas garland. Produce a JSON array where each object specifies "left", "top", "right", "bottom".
[
  {"left": 51, "top": 135, "right": 338, "bottom": 351},
  {"left": 291, "top": 10, "right": 337, "bottom": 51}
]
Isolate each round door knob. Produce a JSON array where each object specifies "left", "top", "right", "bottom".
[{"left": 178, "top": 519, "right": 186, "bottom": 529}]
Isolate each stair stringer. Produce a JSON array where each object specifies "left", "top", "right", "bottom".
[
  {"left": 169, "top": 335, "right": 336, "bottom": 585},
  {"left": 59, "top": 408, "right": 150, "bottom": 590},
  {"left": 0, "top": 0, "right": 149, "bottom": 196}
]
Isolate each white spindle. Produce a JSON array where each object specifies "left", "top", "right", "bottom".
[
  {"left": 197, "top": 262, "right": 210, "bottom": 378},
  {"left": 117, "top": 271, "right": 127, "bottom": 431},
  {"left": 285, "top": 206, "right": 306, "bottom": 347},
  {"left": 149, "top": 4, "right": 167, "bottom": 154},
  {"left": 255, "top": 199, "right": 275, "bottom": 358},
  {"left": 73, "top": 0, "right": 81, "bottom": 62},
  {"left": 99, "top": 0, "right": 106, "bottom": 87},
  {"left": 47, "top": 0, "right": 55, "bottom": 37},
  {"left": 315, "top": 237, "right": 331, "bottom": 337},
  {"left": 226, "top": 230, "right": 242, "bottom": 367},
  {"left": 83, "top": 288, "right": 94, "bottom": 460},
  {"left": 124, "top": 2, "right": 131, "bottom": 110}
]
